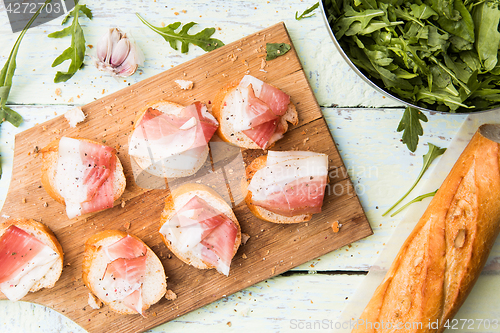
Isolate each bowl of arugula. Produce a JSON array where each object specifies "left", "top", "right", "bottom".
[{"left": 320, "top": 0, "right": 500, "bottom": 151}]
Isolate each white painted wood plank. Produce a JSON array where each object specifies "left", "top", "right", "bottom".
[
  {"left": 2, "top": 272, "right": 499, "bottom": 332},
  {"left": 0, "top": 273, "right": 362, "bottom": 333},
  {"left": 0, "top": 0, "right": 402, "bottom": 108}
]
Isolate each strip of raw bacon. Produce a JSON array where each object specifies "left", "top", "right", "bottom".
[
  {"left": 200, "top": 218, "right": 238, "bottom": 275},
  {"left": 242, "top": 119, "right": 279, "bottom": 149},
  {"left": 101, "top": 235, "right": 148, "bottom": 315},
  {"left": 104, "top": 235, "right": 147, "bottom": 261},
  {"left": 79, "top": 141, "right": 116, "bottom": 215},
  {"left": 0, "top": 226, "right": 47, "bottom": 283},
  {"left": 253, "top": 177, "right": 327, "bottom": 216}
]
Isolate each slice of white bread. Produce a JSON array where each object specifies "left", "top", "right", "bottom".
[
  {"left": 212, "top": 82, "right": 298, "bottom": 149},
  {"left": 242, "top": 155, "right": 312, "bottom": 223},
  {"left": 40, "top": 137, "right": 126, "bottom": 213},
  {"left": 82, "top": 230, "right": 167, "bottom": 315},
  {"left": 130, "top": 100, "right": 209, "bottom": 178},
  {"left": 0, "top": 218, "right": 64, "bottom": 295},
  {"left": 159, "top": 183, "right": 241, "bottom": 272}
]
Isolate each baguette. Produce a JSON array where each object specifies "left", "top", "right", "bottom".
[
  {"left": 41, "top": 137, "right": 126, "bottom": 218},
  {"left": 0, "top": 218, "right": 64, "bottom": 301},
  {"left": 159, "top": 183, "right": 241, "bottom": 275},
  {"left": 212, "top": 75, "right": 298, "bottom": 149},
  {"left": 82, "top": 230, "right": 166, "bottom": 315},
  {"left": 353, "top": 124, "right": 500, "bottom": 333}
]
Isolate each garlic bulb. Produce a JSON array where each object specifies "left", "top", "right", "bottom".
[{"left": 95, "top": 28, "right": 144, "bottom": 77}]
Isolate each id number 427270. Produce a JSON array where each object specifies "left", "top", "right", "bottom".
[
  {"left": 443, "top": 318, "right": 499, "bottom": 330},
  {"left": 5, "top": 2, "right": 61, "bottom": 14}
]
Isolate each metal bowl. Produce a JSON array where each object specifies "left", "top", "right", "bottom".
[{"left": 318, "top": 1, "right": 497, "bottom": 115}]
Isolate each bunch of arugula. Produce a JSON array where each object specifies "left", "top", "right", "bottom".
[
  {"left": 324, "top": 0, "right": 500, "bottom": 152},
  {"left": 0, "top": 0, "right": 52, "bottom": 177}
]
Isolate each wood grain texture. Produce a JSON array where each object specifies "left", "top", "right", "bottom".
[{"left": 0, "top": 23, "right": 371, "bottom": 333}]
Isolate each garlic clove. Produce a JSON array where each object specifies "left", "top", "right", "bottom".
[
  {"left": 110, "top": 37, "right": 130, "bottom": 67},
  {"left": 96, "top": 32, "right": 109, "bottom": 62},
  {"left": 114, "top": 49, "right": 139, "bottom": 77},
  {"left": 105, "top": 28, "right": 122, "bottom": 64}
]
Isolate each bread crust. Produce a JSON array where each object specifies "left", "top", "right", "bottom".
[
  {"left": 212, "top": 81, "right": 298, "bottom": 149},
  {"left": 40, "top": 137, "right": 126, "bottom": 210},
  {"left": 0, "top": 218, "right": 64, "bottom": 294},
  {"left": 353, "top": 124, "right": 500, "bottom": 333},
  {"left": 243, "top": 155, "right": 312, "bottom": 223},
  {"left": 159, "top": 183, "right": 242, "bottom": 272},
  {"left": 82, "top": 230, "right": 166, "bottom": 315}
]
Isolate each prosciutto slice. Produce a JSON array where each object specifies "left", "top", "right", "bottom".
[
  {"left": 128, "top": 102, "right": 218, "bottom": 177},
  {"left": 98, "top": 235, "right": 147, "bottom": 316},
  {"left": 0, "top": 226, "right": 59, "bottom": 301},
  {"left": 229, "top": 75, "right": 291, "bottom": 149},
  {"left": 56, "top": 137, "right": 117, "bottom": 218},
  {"left": 248, "top": 151, "right": 328, "bottom": 217},
  {"left": 159, "top": 195, "right": 238, "bottom": 275}
]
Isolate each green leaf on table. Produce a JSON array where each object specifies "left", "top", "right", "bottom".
[
  {"left": 397, "top": 107, "right": 429, "bottom": 152},
  {"left": 295, "top": 2, "right": 319, "bottom": 20},
  {"left": 48, "top": 4, "right": 93, "bottom": 83},
  {"left": 383, "top": 143, "right": 446, "bottom": 216},
  {"left": 266, "top": 43, "right": 291, "bottom": 61},
  {"left": 0, "top": 0, "right": 52, "bottom": 178},
  {"left": 136, "top": 13, "right": 224, "bottom": 53},
  {"left": 390, "top": 189, "right": 438, "bottom": 217}
]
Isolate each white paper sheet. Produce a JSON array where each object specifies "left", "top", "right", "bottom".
[{"left": 334, "top": 110, "right": 500, "bottom": 332}]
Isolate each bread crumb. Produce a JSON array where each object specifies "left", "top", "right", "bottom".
[
  {"left": 64, "top": 107, "right": 86, "bottom": 128},
  {"left": 241, "top": 233, "right": 250, "bottom": 245},
  {"left": 88, "top": 293, "right": 102, "bottom": 309},
  {"left": 228, "top": 53, "right": 238, "bottom": 62},
  {"left": 67, "top": 97, "right": 74, "bottom": 103},
  {"left": 260, "top": 58, "right": 267, "bottom": 69},
  {"left": 175, "top": 79, "right": 194, "bottom": 90},
  {"left": 55, "top": 88, "right": 62, "bottom": 96},
  {"left": 331, "top": 221, "right": 342, "bottom": 233},
  {"left": 43, "top": 202, "right": 48, "bottom": 208},
  {"left": 22, "top": 198, "right": 26, "bottom": 204},
  {"left": 121, "top": 200, "right": 126, "bottom": 208},
  {"left": 242, "top": 253, "right": 247, "bottom": 259},
  {"left": 165, "top": 290, "right": 177, "bottom": 300},
  {"left": 303, "top": 138, "right": 310, "bottom": 145},
  {"left": 227, "top": 322, "right": 232, "bottom": 327},
  {"left": 271, "top": 267, "right": 276, "bottom": 274},
  {"left": 124, "top": 222, "right": 130, "bottom": 229}
]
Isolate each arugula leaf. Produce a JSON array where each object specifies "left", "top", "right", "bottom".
[
  {"left": 48, "top": 4, "right": 93, "bottom": 83},
  {"left": 383, "top": 143, "right": 446, "bottom": 216},
  {"left": 136, "top": 13, "right": 224, "bottom": 53},
  {"left": 396, "top": 107, "right": 428, "bottom": 152},
  {"left": 390, "top": 190, "right": 438, "bottom": 217},
  {"left": 473, "top": 1, "right": 500, "bottom": 71},
  {"left": 296, "top": 2, "right": 320, "bottom": 20},
  {"left": 0, "top": 0, "right": 52, "bottom": 178},
  {"left": 266, "top": 43, "right": 291, "bottom": 61}
]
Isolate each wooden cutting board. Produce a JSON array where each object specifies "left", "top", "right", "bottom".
[{"left": 0, "top": 22, "right": 372, "bottom": 333}]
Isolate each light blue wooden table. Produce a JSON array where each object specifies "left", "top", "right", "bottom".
[{"left": 0, "top": 1, "right": 496, "bottom": 332}]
